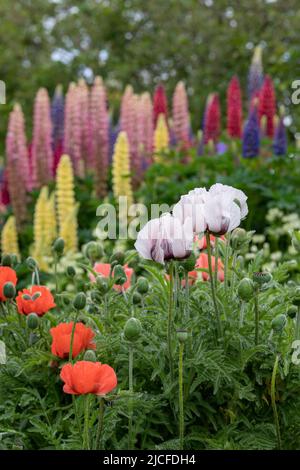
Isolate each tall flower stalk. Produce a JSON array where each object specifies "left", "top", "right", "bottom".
[
  {"left": 206, "top": 233, "right": 222, "bottom": 338},
  {"left": 167, "top": 261, "right": 175, "bottom": 381}
]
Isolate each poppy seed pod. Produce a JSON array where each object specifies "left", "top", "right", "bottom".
[
  {"left": 96, "top": 276, "right": 110, "bottom": 293},
  {"left": 25, "top": 257, "right": 38, "bottom": 271},
  {"left": 73, "top": 292, "right": 86, "bottom": 310},
  {"left": 83, "top": 350, "right": 97, "bottom": 362},
  {"left": 231, "top": 228, "right": 247, "bottom": 250},
  {"left": 177, "top": 329, "right": 188, "bottom": 343},
  {"left": 3, "top": 282, "right": 16, "bottom": 299},
  {"left": 124, "top": 317, "right": 142, "bottom": 342},
  {"left": 110, "top": 251, "right": 125, "bottom": 265},
  {"left": 272, "top": 314, "right": 287, "bottom": 333},
  {"left": 53, "top": 237, "right": 65, "bottom": 256},
  {"left": 113, "top": 265, "right": 127, "bottom": 285},
  {"left": 238, "top": 278, "right": 254, "bottom": 301},
  {"left": 136, "top": 277, "right": 149, "bottom": 295},
  {"left": 66, "top": 266, "right": 76, "bottom": 278},
  {"left": 26, "top": 312, "right": 39, "bottom": 329},
  {"left": 253, "top": 272, "right": 272, "bottom": 285},
  {"left": 85, "top": 241, "right": 103, "bottom": 261},
  {"left": 132, "top": 291, "right": 142, "bottom": 305},
  {"left": 287, "top": 305, "right": 297, "bottom": 319},
  {"left": 1, "top": 254, "right": 12, "bottom": 267}
]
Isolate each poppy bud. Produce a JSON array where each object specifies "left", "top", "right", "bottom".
[
  {"left": 272, "top": 314, "right": 287, "bottom": 333},
  {"left": 253, "top": 272, "right": 272, "bottom": 285},
  {"left": 10, "top": 254, "right": 18, "bottom": 266},
  {"left": 236, "top": 255, "right": 244, "bottom": 269},
  {"left": 292, "top": 288, "right": 300, "bottom": 307},
  {"left": 26, "top": 313, "right": 39, "bottom": 330},
  {"left": 96, "top": 276, "right": 109, "bottom": 293},
  {"left": 113, "top": 265, "right": 126, "bottom": 285},
  {"left": 2, "top": 254, "right": 12, "bottom": 266},
  {"left": 179, "top": 253, "right": 197, "bottom": 273},
  {"left": 238, "top": 278, "right": 254, "bottom": 301},
  {"left": 132, "top": 292, "right": 142, "bottom": 305},
  {"left": 83, "top": 350, "right": 97, "bottom": 362},
  {"left": 177, "top": 329, "right": 188, "bottom": 343},
  {"left": 73, "top": 292, "right": 86, "bottom": 310},
  {"left": 3, "top": 282, "right": 16, "bottom": 299},
  {"left": 124, "top": 317, "right": 142, "bottom": 342},
  {"left": 91, "top": 290, "right": 102, "bottom": 303},
  {"left": 291, "top": 230, "right": 300, "bottom": 253},
  {"left": 53, "top": 237, "right": 65, "bottom": 256},
  {"left": 136, "top": 277, "right": 149, "bottom": 295},
  {"left": 25, "top": 257, "right": 38, "bottom": 271},
  {"left": 231, "top": 228, "right": 247, "bottom": 250},
  {"left": 110, "top": 251, "right": 125, "bottom": 265},
  {"left": 66, "top": 266, "right": 76, "bottom": 278},
  {"left": 287, "top": 305, "right": 297, "bottom": 319},
  {"left": 85, "top": 241, "right": 103, "bottom": 261}
]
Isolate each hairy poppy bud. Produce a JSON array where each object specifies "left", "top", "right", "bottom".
[
  {"left": 11, "top": 254, "right": 18, "bottom": 266},
  {"left": 66, "top": 266, "right": 76, "bottom": 278},
  {"left": 177, "top": 329, "right": 188, "bottom": 343},
  {"left": 85, "top": 241, "right": 103, "bottom": 261},
  {"left": 132, "top": 292, "right": 142, "bottom": 305},
  {"left": 231, "top": 228, "right": 247, "bottom": 250},
  {"left": 113, "top": 265, "right": 126, "bottom": 285},
  {"left": 3, "top": 282, "right": 16, "bottom": 299},
  {"left": 53, "top": 237, "right": 65, "bottom": 256},
  {"left": 110, "top": 251, "right": 125, "bottom": 265},
  {"left": 96, "top": 276, "right": 109, "bottom": 294},
  {"left": 136, "top": 277, "right": 149, "bottom": 295},
  {"left": 26, "top": 313, "right": 39, "bottom": 330},
  {"left": 73, "top": 292, "right": 86, "bottom": 310},
  {"left": 238, "top": 278, "right": 254, "bottom": 301},
  {"left": 25, "top": 257, "right": 38, "bottom": 271},
  {"left": 91, "top": 290, "right": 102, "bottom": 303},
  {"left": 253, "top": 272, "right": 272, "bottom": 285},
  {"left": 179, "top": 253, "right": 197, "bottom": 273},
  {"left": 2, "top": 254, "right": 12, "bottom": 266},
  {"left": 272, "top": 314, "right": 287, "bottom": 333},
  {"left": 83, "top": 350, "right": 97, "bottom": 362},
  {"left": 124, "top": 317, "right": 142, "bottom": 342},
  {"left": 287, "top": 305, "right": 297, "bottom": 319}
]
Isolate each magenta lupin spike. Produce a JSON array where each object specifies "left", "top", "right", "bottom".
[
  {"left": 32, "top": 88, "right": 53, "bottom": 187},
  {"left": 63, "top": 83, "right": 84, "bottom": 177},
  {"left": 172, "top": 81, "right": 190, "bottom": 146}
]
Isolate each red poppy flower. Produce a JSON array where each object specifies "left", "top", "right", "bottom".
[
  {"left": 16, "top": 285, "right": 56, "bottom": 316},
  {"left": 50, "top": 322, "right": 96, "bottom": 359},
  {"left": 196, "top": 234, "right": 226, "bottom": 250},
  {"left": 90, "top": 263, "right": 133, "bottom": 292},
  {"left": 0, "top": 266, "right": 17, "bottom": 301},
  {"left": 60, "top": 361, "right": 117, "bottom": 395},
  {"left": 196, "top": 253, "right": 224, "bottom": 282}
]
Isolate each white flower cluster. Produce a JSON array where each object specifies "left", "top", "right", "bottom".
[{"left": 135, "top": 183, "right": 248, "bottom": 265}]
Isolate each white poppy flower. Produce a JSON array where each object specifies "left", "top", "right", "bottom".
[
  {"left": 173, "top": 187, "right": 208, "bottom": 233},
  {"left": 134, "top": 213, "right": 193, "bottom": 265},
  {"left": 209, "top": 183, "right": 248, "bottom": 219}
]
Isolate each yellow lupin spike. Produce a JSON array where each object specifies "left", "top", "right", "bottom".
[
  {"left": 112, "top": 132, "right": 133, "bottom": 207},
  {"left": 153, "top": 114, "right": 169, "bottom": 160},
  {"left": 55, "top": 155, "right": 78, "bottom": 252},
  {"left": 1, "top": 216, "right": 20, "bottom": 259}
]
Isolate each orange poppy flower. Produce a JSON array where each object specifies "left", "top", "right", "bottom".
[
  {"left": 50, "top": 322, "right": 96, "bottom": 359},
  {"left": 0, "top": 266, "right": 17, "bottom": 301},
  {"left": 16, "top": 285, "right": 56, "bottom": 316},
  {"left": 196, "top": 253, "right": 224, "bottom": 282},
  {"left": 60, "top": 360, "right": 117, "bottom": 395},
  {"left": 90, "top": 263, "right": 133, "bottom": 292}
]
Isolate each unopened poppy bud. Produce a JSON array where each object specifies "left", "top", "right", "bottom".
[
  {"left": 83, "top": 350, "right": 97, "bottom": 362},
  {"left": 73, "top": 292, "right": 86, "bottom": 310},
  {"left": 113, "top": 265, "right": 126, "bottom": 285},
  {"left": 231, "top": 228, "right": 247, "bottom": 249},
  {"left": 32, "top": 292, "right": 41, "bottom": 301},
  {"left": 287, "top": 305, "right": 297, "bottom": 319},
  {"left": 10, "top": 254, "right": 18, "bottom": 266},
  {"left": 96, "top": 276, "right": 109, "bottom": 293},
  {"left": 110, "top": 251, "right": 125, "bottom": 265},
  {"left": 179, "top": 252, "right": 197, "bottom": 273},
  {"left": 238, "top": 278, "right": 254, "bottom": 301},
  {"left": 85, "top": 241, "right": 103, "bottom": 261},
  {"left": 2, "top": 254, "right": 12, "bottom": 266},
  {"left": 91, "top": 290, "right": 102, "bottom": 303},
  {"left": 253, "top": 272, "right": 272, "bottom": 285},
  {"left": 124, "top": 317, "right": 142, "bottom": 342},
  {"left": 66, "top": 266, "right": 76, "bottom": 278},
  {"left": 292, "top": 288, "right": 300, "bottom": 307},
  {"left": 132, "top": 291, "right": 142, "bottom": 305},
  {"left": 272, "top": 314, "right": 287, "bottom": 333},
  {"left": 177, "top": 329, "right": 188, "bottom": 343},
  {"left": 236, "top": 255, "right": 244, "bottom": 269},
  {"left": 136, "top": 277, "right": 149, "bottom": 295},
  {"left": 26, "top": 313, "right": 39, "bottom": 330},
  {"left": 3, "top": 282, "right": 16, "bottom": 299},
  {"left": 53, "top": 237, "right": 65, "bottom": 256},
  {"left": 25, "top": 257, "right": 38, "bottom": 271},
  {"left": 22, "top": 294, "right": 32, "bottom": 301}
]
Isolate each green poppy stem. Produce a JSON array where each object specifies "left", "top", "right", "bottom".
[
  {"left": 95, "top": 397, "right": 105, "bottom": 450},
  {"left": 271, "top": 354, "right": 282, "bottom": 450},
  {"left": 167, "top": 261, "right": 174, "bottom": 381},
  {"left": 128, "top": 344, "right": 134, "bottom": 449},
  {"left": 206, "top": 233, "right": 222, "bottom": 338},
  {"left": 178, "top": 341, "right": 185, "bottom": 449},
  {"left": 83, "top": 394, "right": 91, "bottom": 450}
]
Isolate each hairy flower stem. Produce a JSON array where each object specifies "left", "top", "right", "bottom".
[
  {"left": 69, "top": 311, "right": 79, "bottom": 362},
  {"left": 295, "top": 306, "right": 300, "bottom": 340},
  {"left": 206, "top": 233, "right": 222, "bottom": 339},
  {"left": 178, "top": 342, "right": 185, "bottom": 449},
  {"left": 83, "top": 395, "right": 91, "bottom": 450},
  {"left": 128, "top": 344, "right": 134, "bottom": 450},
  {"left": 254, "top": 290, "right": 259, "bottom": 345},
  {"left": 54, "top": 256, "right": 58, "bottom": 294},
  {"left": 167, "top": 261, "right": 175, "bottom": 381},
  {"left": 214, "top": 237, "right": 219, "bottom": 286},
  {"left": 271, "top": 354, "right": 282, "bottom": 450},
  {"left": 224, "top": 233, "right": 231, "bottom": 292},
  {"left": 95, "top": 398, "right": 105, "bottom": 450}
]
